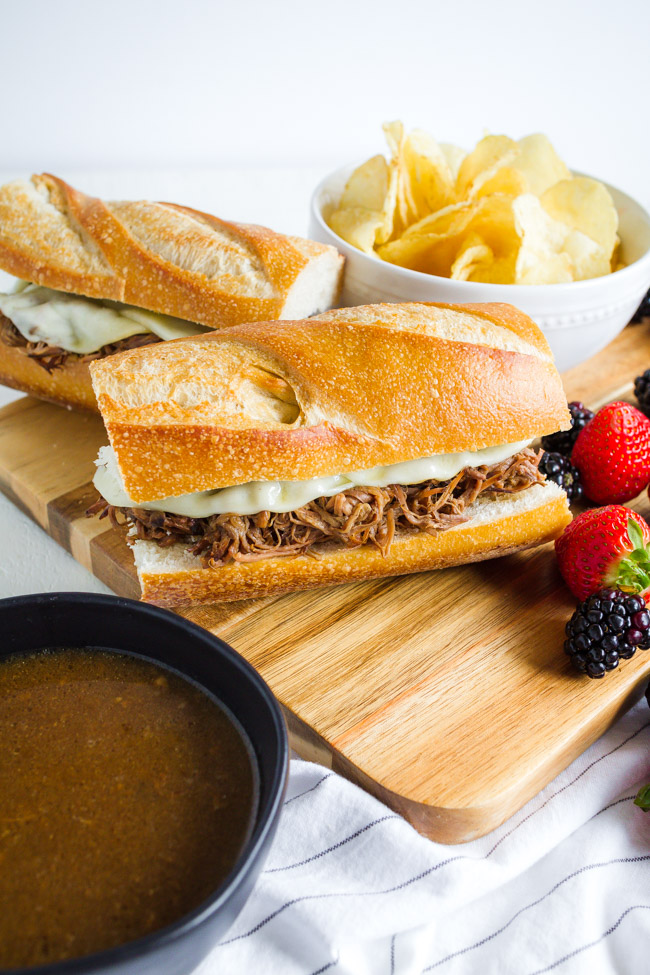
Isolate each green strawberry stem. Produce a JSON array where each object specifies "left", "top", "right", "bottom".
[
  {"left": 610, "top": 519, "right": 650, "bottom": 596},
  {"left": 634, "top": 784, "right": 650, "bottom": 812}
]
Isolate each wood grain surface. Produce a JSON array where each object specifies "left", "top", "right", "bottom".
[{"left": 1, "top": 323, "right": 650, "bottom": 843}]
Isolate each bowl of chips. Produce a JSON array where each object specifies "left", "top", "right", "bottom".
[{"left": 309, "top": 124, "right": 650, "bottom": 373}]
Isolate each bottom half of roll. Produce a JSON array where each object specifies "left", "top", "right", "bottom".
[
  {"left": 89, "top": 451, "right": 571, "bottom": 606},
  {"left": 0, "top": 314, "right": 160, "bottom": 412}
]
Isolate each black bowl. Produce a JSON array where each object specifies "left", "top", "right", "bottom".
[{"left": 0, "top": 592, "right": 288, "bottom": 975}]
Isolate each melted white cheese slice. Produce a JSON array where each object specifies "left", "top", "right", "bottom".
[
  {"left": 93, "top": 440, "right": 533, "bottom": 518},
  {"left": 0, "top": 284, "right": 209, "bottom": 354}
]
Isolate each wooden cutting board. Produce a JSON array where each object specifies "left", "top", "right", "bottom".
[{"left": 1, "top": 324, "right": 650, "bottom": 844}]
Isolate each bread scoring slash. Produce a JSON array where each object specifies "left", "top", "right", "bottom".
[{"left": 88, "top": 301, "right": 572, "bottom": 606}]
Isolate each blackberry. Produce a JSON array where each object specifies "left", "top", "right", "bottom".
[
  {"left": 564, "top": 588, "right": 650, "bottom": 679},
  {"left": 630, "top": 289, "right": 650, "bottom": 324},
  {"left": 539, "top": 451, "right": 583, "bottom": 503},
  {"left": 541, "top": 401, "right": 594, "bottom": 457},
  {"left": 634, "top": 368, "right": 650, "bottom": 416}
]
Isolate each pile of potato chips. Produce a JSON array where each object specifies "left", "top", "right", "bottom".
[{"left": 327, "top": 123, "right": 620, "bottom": 284}]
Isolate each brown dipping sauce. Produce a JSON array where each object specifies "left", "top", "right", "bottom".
[{"left": 0, "top": 648, "right": 256, "bottom": 969}]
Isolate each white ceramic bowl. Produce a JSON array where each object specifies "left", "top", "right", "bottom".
[{"left": 309, "top": 165, "right": 650, "bottom": 373}]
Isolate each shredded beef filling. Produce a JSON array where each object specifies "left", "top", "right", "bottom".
[
  {"left": 0, "top": 314, "right": 161, "bottom": 373},
  {"left": 87, "top": 448, "right": 545, "bottom": 567}
]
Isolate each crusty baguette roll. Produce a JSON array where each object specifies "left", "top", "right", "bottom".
[
  {"left": 90, "top": 301, "right": 571, "bottom": 503},
  {"left": 0, "top": 174, "right": 344, "bottom": 327},
  {"left": 0, "top": 337, "right": 97, "bottom": 412},
  {"left": 133, "top": 482, "right": 570, "bottom": 606}
]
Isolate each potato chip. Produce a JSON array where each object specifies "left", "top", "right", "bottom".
[
  {"left": 471, "top": 135, "right": 570, "bottom": 200},
  {"left": 512, "top": 134, "right": 571, "bottom": 195},
  {"left": 473, "top": 167, "right": 527, "bottom": 199},
  {"left": 328, "top": 207, "right": 385, "bottom": 254},
  {"left": 466, "top": 194, "right": 519, "bottom": 258},
  {"left": 402, "top": 129, "right": 455, "bottom": 220},
  {"left": 383, "top": 121, "right": 418, "bottom": 236},
  {"left": 376, "top": 231, "right": 435, "bottom": 267},
  {"left": 563, "top": 229, "right": 612, "bottom": 280},
  {"left": 467, "top": 255, "right": 517, "bottom": 284},
  {"left": 377, "top": 162, "right": 399, "bottom": 245},
  {"left": 515, "top": 191, "right": 615, "bottom": 283},
  {"left": 379, "top": 202, "right": 478, "bottom": 275},
  {"left": 464, "top": 195, "right": 519, "bottom": 282},
  {"left": 339, "top": 155, "right": 390, "bottom": 211},
  {"left": 610, "top": 240, "right": 624, "bottom": 272},
  {"left": 378, "top": 227, "right": 466, "bottom": 277},
  {"left": 450, "top": 234, "right": 493, "bottom": 281},
  {"left": 456, "top": 135, "right": 519, "bottom": 199},
  {"left": 382, "top": 121, "right": 404, "bottom": 164},
  {"left": 518, "top": 252, "right": 573, "bottom": 285},
  {"left": 329, "top": 153, "right": 397, "bottom": 250},
  {"left": 513, "top": 194, "right": 573, "bottom": 284},
  {"left": 325, "top": 121, "right": 619, "bottom": 286},
  {"left": 397, "top": 200, "right": 476, "bottom": 240},
  {"left": 439, "top": 143, "right": 466, "bottom": 182},
  {"left": 541, "top": 177, "right": 618, "bottom": 254},
  {"left": 383, "top": 196, "right": 520, "bottom": 280}
]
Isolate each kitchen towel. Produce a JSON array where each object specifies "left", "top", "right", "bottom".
[{"left": 203, "top": 698, "right": 650, "bottom": 975}]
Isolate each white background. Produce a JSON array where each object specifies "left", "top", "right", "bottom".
[{"left": 1, "top": 0, "right": 649, "bottom": 209}]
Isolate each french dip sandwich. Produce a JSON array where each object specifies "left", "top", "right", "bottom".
[
  {"left": 88, "top": 301, "right": 572, "bottom": 607},
  {"left": 0, "top": 174, "right": 343, "bottom": 411}
]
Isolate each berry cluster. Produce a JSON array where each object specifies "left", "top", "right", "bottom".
[
  {"left": 541, "top": 401, "right": 594, "bottom": 457},
  {"left": 553, "top": 385, "right": 650, "bottom": 681},
  {"left": 571, "top": 401, "right": 650, "bottom": 506},
  {"left": 539, "top": 451, "right": 583, "bottom": 502},
  {"left": 564, "top": 588, "right": 650, "bottom": 679}
]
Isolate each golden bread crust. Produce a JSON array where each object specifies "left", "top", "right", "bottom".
[
  {"left": 425, "top": 302, "right": 555, "bottom": 360},
  {"left": 0, "top": 174, "right": 343, "bottom": 328},
  {"left": 135, "top": 488, "right": 571, "bottom": 606},
  {"left": 0, "top": 340, "right": 97, "bottom": 412},
  {"left": 91, "top": 302, "right": 571, "bottom": 502}
]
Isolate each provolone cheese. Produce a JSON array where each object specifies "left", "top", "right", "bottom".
[
  {"left": 0, "top": 284, "right": 209, "bottom": 354},
  {"left": 93, "top": 440, "right": 533, "bottom": 518}
]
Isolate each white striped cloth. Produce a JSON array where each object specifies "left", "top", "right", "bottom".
[{"left": 201, "top": 699, "right": 650, "bottom": 975}]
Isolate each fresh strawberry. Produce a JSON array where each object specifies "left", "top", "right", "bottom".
[
  {"left": 555, "top": 505, "right": 650, "bottom": 601},
  {"left": 571, "top": 401, "right": 650, "bottom": 504}
]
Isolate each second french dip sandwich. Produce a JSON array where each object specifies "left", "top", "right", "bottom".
[
  {"left": 88, "top": 301, "right": 572, "bottom": 606},
  {"left": 0, "top": 173, "right": 343, "bottom": 411}
]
